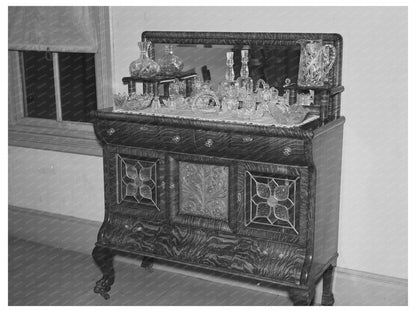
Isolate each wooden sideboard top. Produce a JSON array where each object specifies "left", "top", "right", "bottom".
[{"left": 93, "top": 108, "right": 345, "bottom": 140}]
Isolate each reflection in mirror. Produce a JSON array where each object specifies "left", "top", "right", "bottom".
[{"left": 153, "top": 44, "right": 300, "bottom": 92}]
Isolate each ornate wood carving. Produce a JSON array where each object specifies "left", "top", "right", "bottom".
[
  {"left": 168, "top": 153, "right": 237, "bottom": 233},
  {"left": 179, "top": 161, "right": 229, "bottom": 221}
]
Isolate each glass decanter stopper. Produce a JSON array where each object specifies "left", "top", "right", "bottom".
[
  {"left": 237, "top": 49, "right": 253, "bottom": 94},
  {"left": 158, "top": 44, "right": 184, "bottom": 76},
  {"left": 129, "top": 41, "right": 160, "bottom": 79}
]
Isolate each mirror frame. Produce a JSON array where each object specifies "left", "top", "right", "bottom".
[
  {"left": 141, "top": 31, "right": 344, "bottom": 119},
  {"left": 142, "top": 31, "right": 343, "bottom": 87}
]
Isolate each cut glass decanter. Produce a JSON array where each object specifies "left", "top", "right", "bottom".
[
  {"left": 158, "top": 44, "right": 184, "bottom": 76},
  {"left": 129, "top": 41, "right": 160, "bottom": 79}
]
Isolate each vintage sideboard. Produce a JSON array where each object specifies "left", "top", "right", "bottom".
[{"left": 92, "top": 31, "right": 345, "bottom": 306}]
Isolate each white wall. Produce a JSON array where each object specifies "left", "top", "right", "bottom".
[
  {"left": 8, "top": 147, "right": 104, "bottom": 222},
  {"left": 8, "top": 6, "right": 408, "bottom": 279}
]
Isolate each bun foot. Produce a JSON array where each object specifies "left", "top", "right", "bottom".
[
  {"left": 322, "top": 293, "right": 335, "bottom": 306},
  {"left": 141, "top": 256, "right": 154, "bottom": 272}
]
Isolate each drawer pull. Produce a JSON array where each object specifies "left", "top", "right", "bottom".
[
  {"left": 205, "top": 138, "right": 214, "bottom": 148},
  {"left": 106, "top": 128, "right": 115, "bottom": 136},
  {"left": 134, "top": 226, "right": 143, "bottom": 233},
  {"left": 283, "top": 147, "right": 292, "bottom": 156},
  {"left": 172, "top": 135, "right": 181, "bottom": 144},
  {"left": 242, "top": 136, "right": 253, "bottom": 143}
]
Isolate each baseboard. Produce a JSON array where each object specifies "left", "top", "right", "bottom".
[{"left": 8, "top": 205, "right": 408, "bottom": 305}]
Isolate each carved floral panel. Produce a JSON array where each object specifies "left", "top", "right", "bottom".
[
  {"left": 117, "top": 154, "right": 159, "bottom": 210},
  {"left": 179, "top": 161, "right": 229, "bottom": 221},
  {"left": 245, "top": 171, "right": 299, "bottom": 234}
]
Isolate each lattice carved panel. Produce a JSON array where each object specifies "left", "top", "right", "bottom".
[
  {"left": 116, "top": 154, "right": 159, "bottom": 210},
  {"left": 245, "top": 171, "right": 299, "bottom": 234}
]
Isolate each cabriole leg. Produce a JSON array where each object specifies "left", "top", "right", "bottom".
[
  {"left": 321, "top": 264, "right": 335, "bottom": 306},
  {"left": 92, "top": 246, "right": 115, "bottom": 300}
]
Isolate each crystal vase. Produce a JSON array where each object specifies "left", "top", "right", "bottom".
[{"left": 129, "top": 41, "right": 160, "bottom": 79}]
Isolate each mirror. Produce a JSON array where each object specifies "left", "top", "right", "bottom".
[{"left": 153, "top": 43, "right": 300, "bottom": 92}]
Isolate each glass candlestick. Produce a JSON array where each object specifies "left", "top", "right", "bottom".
[
  {"left": 225, "top": 51, "right": 235, "bottom": 82},
  {"left": 236, "top": 49, "right": 253, "bottom": 94}
]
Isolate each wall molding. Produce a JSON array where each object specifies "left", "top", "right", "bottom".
[{"left": 8, "top": 205, "right": 408, "bottom": 305}]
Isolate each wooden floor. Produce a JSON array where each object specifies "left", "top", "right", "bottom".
[{"left": 8, "top": 236, "right": 292, "bottom": 306}]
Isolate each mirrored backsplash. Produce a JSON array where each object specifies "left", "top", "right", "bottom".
[{"left": 153, "top": 44, "right": 300, "bottom": 91}]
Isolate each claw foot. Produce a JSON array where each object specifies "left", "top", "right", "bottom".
[{"left": 94, "top": 274, "right": 114, "bottom": 300}]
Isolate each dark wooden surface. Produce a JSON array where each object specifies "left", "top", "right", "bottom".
[
  {"left": 93, "top": 30, "right": 344, "bottom": 305},
  {"left": 93, "top": 113, "right": 344, "bottom": 302}
]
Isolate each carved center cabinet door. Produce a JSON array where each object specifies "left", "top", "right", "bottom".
[
  {"left": 97, "top": 144, "right": 167, "bottom": 254},
  {"left": 165, "top": 153, "right": 240, "bottom": 268}
]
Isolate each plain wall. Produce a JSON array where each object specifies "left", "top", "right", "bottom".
[{"left": 8, "top": 6, "right": 408, "bottom": 279}]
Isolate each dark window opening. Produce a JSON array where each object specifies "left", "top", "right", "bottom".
[
  {"left": 59, "top": 53, "right": 97, "bottom": 122},
  {"left": 22, "top": 51, "right": 97, "bottom": 122},
  {"left": 23, "top": 51, "right": 56, "bottom": 120}
]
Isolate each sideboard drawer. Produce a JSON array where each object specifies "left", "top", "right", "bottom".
[
  {"left": 96, "top": 120, "right": 159, "bottom": 148},
  {"left": 194, "top": 130, "right": 230, "bottom": 156},
  {"left": 158, "top": 127, "right": 195, "bottom": 153},
  {"left": 229, "top": 134, "right": 305, "bottom": 164},
  {"left": 268, "top": 137, "right": 305, "bottom": 163}
]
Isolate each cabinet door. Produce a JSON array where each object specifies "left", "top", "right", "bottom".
[
  {"left": 104, "top": 145, "right": 167, "bottom": 220},
  {"left": 237, "top": 161, "right": 310, "bottom": 246},
  {"left": 167, "top": 153, "right": 237, "bottom": 233}
]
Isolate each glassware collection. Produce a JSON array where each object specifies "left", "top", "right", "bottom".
[{"left": 117, "top": 39, "right": 335, "bottom": 126}]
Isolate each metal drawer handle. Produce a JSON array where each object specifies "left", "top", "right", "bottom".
[
  {"left": 242, "top": 136, "right": 253, "bottom": 143},
  {"left": 172, "top": 135, "right": 181, "bottom": 144},
  {"left": 106, "top": 128, "right": 115, "bottom": 136},
  {"left": 205, "top": 138, "right": 214, "bottom": 148},
  {"left": 283, "top": 147, "right": 292, "bottom": 156}
]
